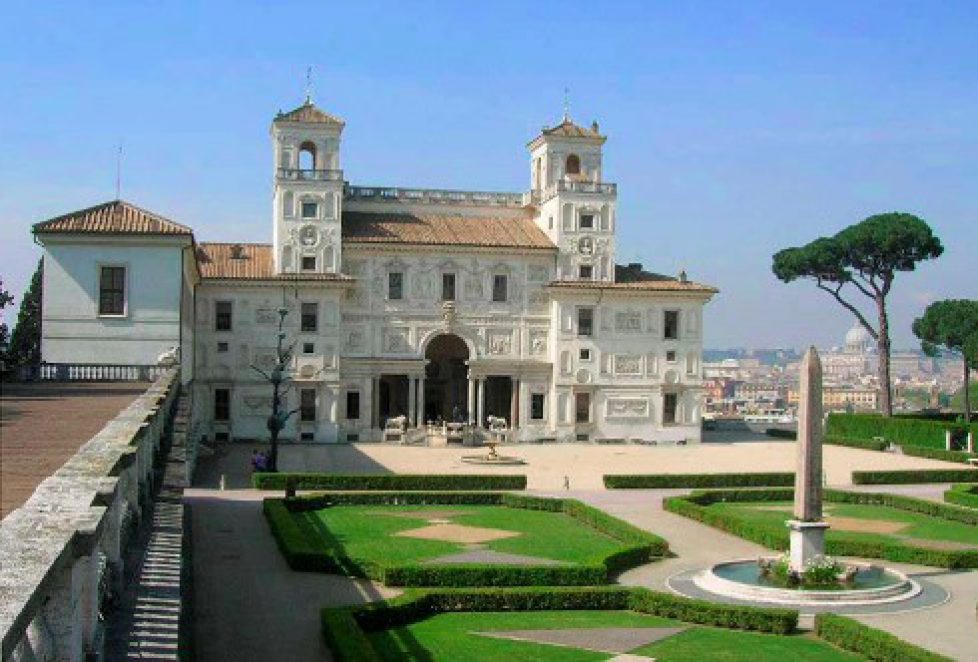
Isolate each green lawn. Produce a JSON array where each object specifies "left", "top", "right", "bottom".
[
  {"left": 707, "top": 501, "right": 978, "bottom": 547},
  {"left": 367, "top": 610, "right": 861, "bottom": 661},
  {"left": 293, "top": 505, "right": 626, "bottom": 567}
]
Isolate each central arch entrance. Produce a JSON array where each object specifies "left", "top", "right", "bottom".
[{"left": 423, "top": 334, "right": 469, "bottom": 423}]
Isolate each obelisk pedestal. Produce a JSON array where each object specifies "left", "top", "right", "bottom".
[{"left": 787, "top": 346, "right": 829, "bottom": 573}]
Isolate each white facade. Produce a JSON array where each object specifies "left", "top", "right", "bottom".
[{"left": 34, "top": 99, "right": 717, "bottom": 444}]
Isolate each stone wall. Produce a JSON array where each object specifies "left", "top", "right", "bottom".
[{"left": 0, "top": 368, "right": 180, "bottom": 662}]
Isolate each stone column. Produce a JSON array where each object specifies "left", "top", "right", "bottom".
[
  {"left": 417, "top": 376, "right": 426, "bottom": 428},
  {"left": 788, "top": 346, "right": 829, "bottom": 572},
  {"left": 467, "top": 377, "right": 476, "bottom": 425},
  {"left": 477, "top": 379, "right": 486, "bottom": 428},
  {"left": 408, "top": 377, "right": 417, "bottom": 427},
  {"left": 968, "top": 431, "right": 974, "bottom": 454}
]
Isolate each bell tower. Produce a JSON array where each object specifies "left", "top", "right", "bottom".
[
  {"left": 528, "top": 110, "right": 616, "bottom": 282},
  {"left": 271, "top": 97, "right": 346, "bottom": 275}
]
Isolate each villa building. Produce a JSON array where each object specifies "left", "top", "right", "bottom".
[{"left": 32, "top": 98, "right": 717, "bottom": 444}]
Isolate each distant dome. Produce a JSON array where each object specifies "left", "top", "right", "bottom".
[{"left": 845, "top": 324, "right": 872, "bottom": 354}]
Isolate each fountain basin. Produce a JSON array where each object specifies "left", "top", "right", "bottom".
[
  {"left": 693, "top": 559, "right": 921, "bottom": 605},
  {"left": 460, "top": 455, "right": 526, "bottom": 465}
]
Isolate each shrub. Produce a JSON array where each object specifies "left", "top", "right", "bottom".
[
  {"left": 852, "top": 469, "right": 978, "bottom": 485},
  {"left": 825, "top": 435, "right": 888, "bottom": 451},
  {"left": 604, "top": 473, "right": 794, "bottom": 489},
  {"left": 253, "top": 472, "right": 526, "bottom": 491},
  {"left": 266, "top": 492, "right": 668, "bottom": 587},
  {"left": 320, "top": 608, "right": 381, "bottom": 662},
  {"left": 628, "top": 588, "right": 797, "bottom": 634},
  {"left": 826, "top": 413, "right": 976, "bottom": 450},
  {"left": 944, "top": 484, "right": 978, "bottom": 509},
  {"left": 814, "top": 613, "right": 952, "bottom": 661},
  {"left": 664, "top": 488, "right": 978, "bottom": 569},
  {"left": 899, "top": 444, "right": 978, "bottom": 465}
]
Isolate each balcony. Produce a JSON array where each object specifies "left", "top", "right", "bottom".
[
  {"left": 278, "top": 168, "right": 344, "bottom": 182},
  {"left": 529, "top": 180, "right": 617, "bottom": 204}
]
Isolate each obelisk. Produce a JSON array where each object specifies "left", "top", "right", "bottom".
[{"left": 787, "top": 346, "right": 829, "bottom": 572}]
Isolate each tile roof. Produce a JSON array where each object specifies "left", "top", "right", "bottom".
[
  {"left": 541, "top": 118, "right": 605, "bottom": 140},
  {"left": 273, "top": 101, "right": 345, "bottom": 127},
  {"left": 341, "top": 211, "right": 555, "bottom": 250},
  {"left": 548, "top": 279, "right": 718, "bottom": 294},
  {"left": 33, "top": 200, "right": 193, "bottom": 236},
  {"left": 195, "top": 243, "right": 352, "bottom": 282}
]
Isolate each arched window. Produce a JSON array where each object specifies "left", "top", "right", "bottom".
[
  {"left": 299, "top": 141, "right": 317, "bottom": 170},
  {"left": 565, "top": 154, "right": 581, "bottom": 175}
]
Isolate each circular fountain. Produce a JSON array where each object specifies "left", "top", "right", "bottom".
[
  {"left": 693, "top": 558, "right": 920, "bottom": 606},
  {"left": 461, "top": 441, "right": 526, "bottom": 466}
]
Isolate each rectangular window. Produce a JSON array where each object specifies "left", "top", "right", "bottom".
[
  {"left": 98, "top": 266, "right": 126, "bottom": 315},
  {"left": 301, "top": 302, "right": 318, "bottom": 332},
  {"left": 664, "top": 393, "right": 678, "bottom": 425},
  {"left": 580, "top": 213, "right": 595, "bottom": 230},
  {"left": 531, "top": 393, "right": 545, "bottom": 420},
  {"left": 388, "top": 272, "right": 403, "bottom": 300},
  {"left": 575, "top": 392, "right": 591, "bottom": 423},
  {"left": 217, "top": 341, "right": 229, "bottom": 353},
  {"left": 664, "top": 310, "right": 680, "bottom": 340},
  {"left": 578, "top": 307, "right": 594, "bottom": 337},
  {"left": 300, "top": 389, "right": 316, "bottom": 422},
  {"left": 214, "top": 388, "right": 230, "bottom": 421},
  {"left": 346, "top": 391, "right": 361, "bottom": 420},
  {"left": 666, "top": 350, "right": 677, "bottom": 363},
  {"left": 301, "top": 201, "right": 318, "bottom": 219},
  {"left": 578, "top": 265, "right": 593, "bottom": 280},
  {"left": 301, "top": 256, "right": 317, "bottom": 272},
  {"left": 215, "top": 301, "right": 233, "bottom": 331},
  {"left": 302, "top": 342, "right": 315, "bottom": 355},
  {"left": 579, "top": 348, "right": 592, "bottom": 361},
  {"left": 492, "top": 274, "right": 507, "bottom": 302},
  {"left": 442, "top": 273, "right": 456, "bottom": 301}
]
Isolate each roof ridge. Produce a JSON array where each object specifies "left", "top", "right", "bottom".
[{"left": 33, "top": 199, "right": 193, "bottom": 236}]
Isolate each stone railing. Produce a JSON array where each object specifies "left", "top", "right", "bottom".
[
  {"left": 0, "top": 369, "right": 181, "bottom": 662},
  {"left": 532, "top": 180, "right": 617, "bottom": 204},
  {"left": 345, "top": 185, "right": 525, "bottom": 207},
  {"left": 277, "top": 167, "right": 343, "bottom": 181},
  {"left": 18, "top": 363, "right": 170, "bottom": 382}
]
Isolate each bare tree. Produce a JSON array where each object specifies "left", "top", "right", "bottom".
[{"left": 250, "top": 304, "right": 298, "bottom": 472}]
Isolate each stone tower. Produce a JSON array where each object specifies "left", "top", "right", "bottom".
[
  {"left": 527, "top": 113, "right": 617, "bottom": 282},
  {"left": 271, "top": 98, "right": 346, "bottom": 275}
]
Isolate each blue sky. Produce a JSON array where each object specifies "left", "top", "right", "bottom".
[{"left": 1, "top": 1, "right": 975, "bottom": 348}]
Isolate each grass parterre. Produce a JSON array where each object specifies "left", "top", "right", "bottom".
[{"left": 265, "top": 492, "right": 668, "bottom": 586}]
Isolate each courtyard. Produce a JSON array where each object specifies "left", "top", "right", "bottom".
[{"left": 186, "top": 438, "right": 978, "bottom": 661}]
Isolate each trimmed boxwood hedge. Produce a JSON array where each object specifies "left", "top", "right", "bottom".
[
  {"left": 827, "top": 412, "right": 976, "bottom": 450},
  {"left": 814, "top": 613, "right": 951, "bottom": 661},
  {"left": 899, "top": 444, "right": 978, "bottom": 465},
  {"left": 765, "top": 428, "right": 796, "bottom": 439},
  {"left": 825, "top": 435, "right": 889, "bottom": 451},
  {"left": 851, "top": 468, "right": 978, "bottom": 485},
  {"left": 320, "top": 586, "right": 800, "bottom": 660},
  {"left": 944, "top": 483, "right": 978, "bottom": 509},
  {"left": 253, "top": 472, "right": 527, "bottom": 491},
  {"left": 604, "top": 473, "right": 794, "bottom": 489},
  {"left": 265, "top": 491, "right": 668, "bottom": 586},
  {"left": 663, "top": 487, "right": 978, "bottom": 569}
]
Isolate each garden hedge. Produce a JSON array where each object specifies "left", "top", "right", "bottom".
[
  {"left": 253, "top": 472, "right": 526, "bottom": 491},
  {"left": 899, "top": 444, "right": 978, "bottom": 465},
  {"left": 603, "top": 472, "right": 794, "bottom": 489},
  {"left": 265, "top": 491, "right": 668, "bottom": 586},
  {"left": 320, "top": 586, "right": 800, "bottom": 661},
  {"left": 663, "top": 487, "right": 978, "bottom": 568},
  {"left": 851, "top": 468, "right": 978, "bottom": 485},
  {"left": 814, "top": 613, "right": 952, "bottom": 661},
  {"left": 826, "top": 412, "right": 976, "bottom": 450},
  {"left": 944, "top": 484, "right": 978, "bottom": 509},
  {"left": 764, "top": 428, "right": 796, "bottom": 439},
  {"left": 825, "top": 435, "right": 889, "bottom": 451}
]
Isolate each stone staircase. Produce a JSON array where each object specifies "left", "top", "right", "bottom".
[{"left": 104, "top": 389, "right": 192, "bottom": 660}]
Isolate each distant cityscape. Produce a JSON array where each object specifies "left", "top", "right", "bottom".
[{"left": 703, "top": 323, "right": 970, "bottom": 422}]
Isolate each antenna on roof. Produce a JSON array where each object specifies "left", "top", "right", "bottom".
[
  {"left": 563, "top": 87, "right": 570, "bottom": 122},
  {"left": 115, "top": 141, "right": 123, "bottom": 200},
  {"left": 305, "top": 66, "right": 313, "bottom": 104}
]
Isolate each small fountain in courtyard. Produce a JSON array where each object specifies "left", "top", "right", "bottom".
[
  {"left": 689, "top": 347, "right": 920, "bottom": 606},
  {"left": 461, "top": 417, "right": 526, "bottom": 465}
]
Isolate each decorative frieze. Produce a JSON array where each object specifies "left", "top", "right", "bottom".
[
  {"left": 606, "top": 398, "right": 650, "bottom": 419},
  {"left": 615, "top": 310, "right": 642, "bottom": 333},
  {"left": 614, "top": 354, "right": 642, "bottom": 375}
]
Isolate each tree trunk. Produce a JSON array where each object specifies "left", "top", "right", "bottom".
[
  {"left": 965, "top": 359, "right": 972, "bottom": 425},
  {"left": 876, "top": 296, "right": 893, "bottom": 416}
]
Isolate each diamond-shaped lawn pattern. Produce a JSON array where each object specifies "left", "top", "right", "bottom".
[
  {"left": 474, "top": 627, "right": 686, "bottom": 655},
  {"left": 394, "top": 523, "right": 520, "bottom": 544}
]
